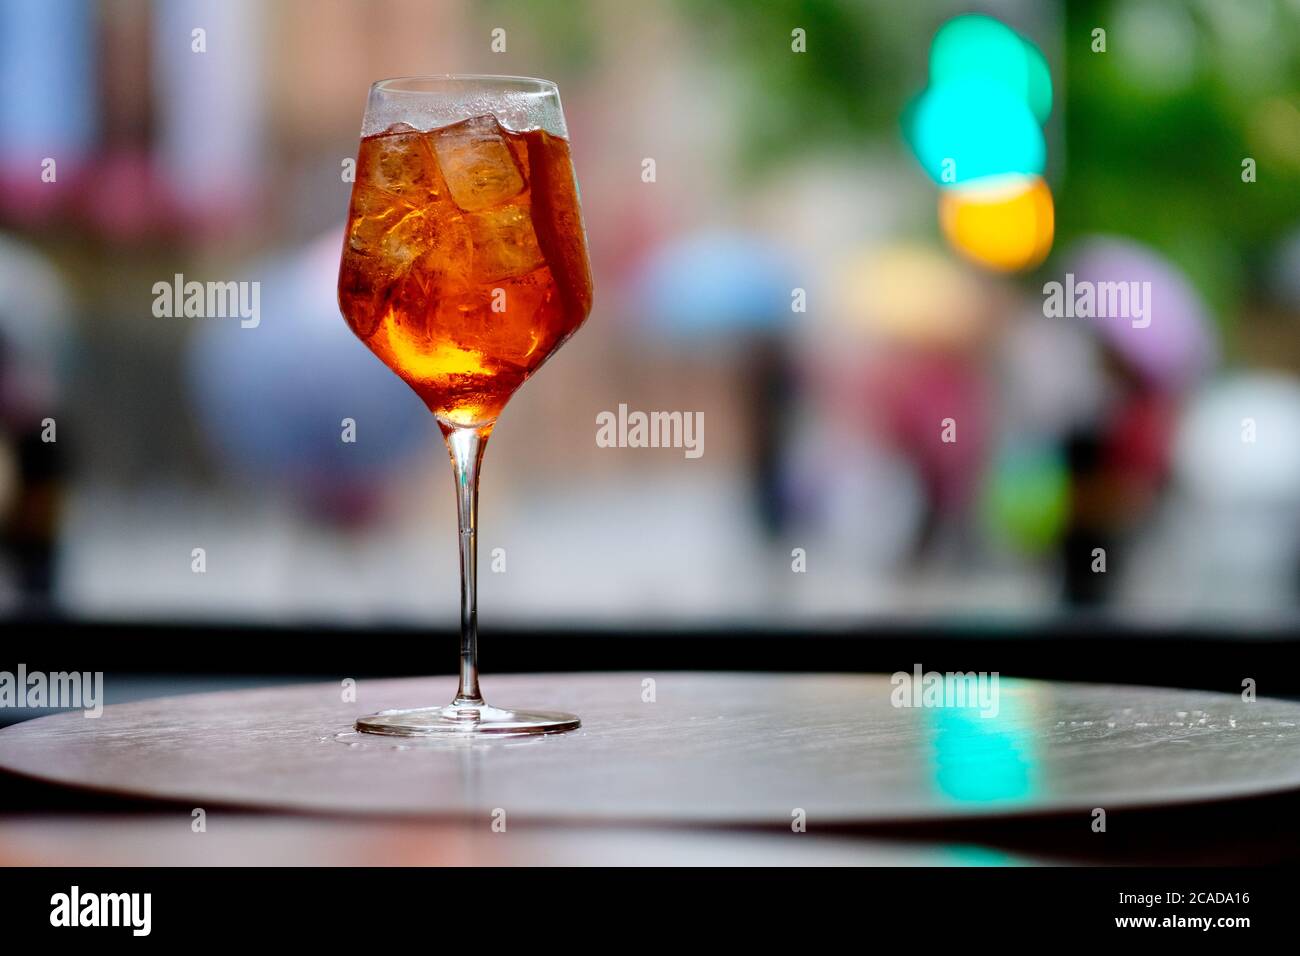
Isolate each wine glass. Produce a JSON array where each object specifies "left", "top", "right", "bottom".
[{"left": 337, "top": 76, "right": 593, "bottom": 735}]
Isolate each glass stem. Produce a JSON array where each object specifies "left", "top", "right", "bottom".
[{"left": 442, "top": 422, "right": 490, "bottom": 709}]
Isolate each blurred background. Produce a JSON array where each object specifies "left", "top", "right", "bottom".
[{"left": 1, "top": 0, "right": 1298, "bottom": 634}]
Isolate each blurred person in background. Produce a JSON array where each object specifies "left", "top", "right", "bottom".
[
  {"left": 1056, "top": 238, "right": 1217, "bottom": 606},
  {"left": 0, "top": 237, "right": 73, "bottom": 609}
]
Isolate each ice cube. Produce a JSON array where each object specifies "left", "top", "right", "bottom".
[
  {"left": 430, "top": 115, "right": 527, "bottom": 212},
  {"left": 340, "top": 199, "right": 425, "bottom": 342},
  {"left": 347, "top": 187, "right": 417, "bottom": 258},
  {"left": 358, "top": 122, "right": 443, "bottom": 203},
  {"left": 347, "top": 186, "right": 470, "bottom": 269},
  {"left": 467, "top": 203, "right": 544, "bottom": 282},
  {"left": 457, "top": 272, "right": 553, "bottom": 362}
]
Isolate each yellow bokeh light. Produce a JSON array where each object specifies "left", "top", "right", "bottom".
[{"left": 939, "top": 174, "right": 1054, "bottom": 272}]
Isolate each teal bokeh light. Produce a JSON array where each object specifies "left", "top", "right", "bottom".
[
  {"left": 904, "top": 78, "right": 1046, "bottom": 186},
  {"left": 929, "top": 13, "right": 1053, "bottom": 124},
  {"left": 1022, "top": 40, "right": 1052, "bottom": 125}
]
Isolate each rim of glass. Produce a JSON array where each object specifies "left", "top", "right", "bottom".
[{"left": 372, "top": 75, "right": 559, "bottom": 95}]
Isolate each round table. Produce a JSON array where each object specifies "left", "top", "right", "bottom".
[{"left": 2, "top": 673, "right": 1299, "bottom": 825}]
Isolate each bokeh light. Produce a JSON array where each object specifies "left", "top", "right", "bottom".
[
  {"left": 834, "top": 243, "right": 992, "bottom": 349},
  {"left": 929, "top": 13, "right": 1052, "bottom": 124},
  {"left": 904, "top": 13, "right": 1055, "bottom": 272},
  {"left": 904, "top": 78, "right": 1046, "bottom": 186},
  {"left": 982, "top": 444, "right": 1070, "bottom": 555},
  {"left": 939, "top": 174, "right": 1054, "bottom": 272}
]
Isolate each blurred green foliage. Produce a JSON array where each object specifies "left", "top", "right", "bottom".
[
  {"left": 680, "top": 0, "right": 934, "bottom": 174},
  {"left": 1060, "top": 0, "right": 1300, "bottom": 326},
  {"left": 482, "top": 0, "right": 601, "bottom": 73}
]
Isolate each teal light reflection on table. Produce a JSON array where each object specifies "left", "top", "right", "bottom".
[
  {"left": 926, "top": 679, "right": 1041, "bottom": 806},
  {"left": 942, "top": 845, "right": 1021, "bottom": 866}
]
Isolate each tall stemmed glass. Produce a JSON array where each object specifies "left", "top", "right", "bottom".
[{"left": 337, "top": 76, "right": 593, "bottom": 735}]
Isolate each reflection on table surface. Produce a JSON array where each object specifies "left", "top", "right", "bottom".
[{"left": 0, "top": 816, "right": 1033, "bottom": 867}]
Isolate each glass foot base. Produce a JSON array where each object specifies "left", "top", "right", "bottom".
[{"left": 355, "top": 702, "right": 580, "bottom": 738}]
